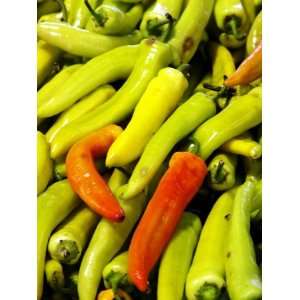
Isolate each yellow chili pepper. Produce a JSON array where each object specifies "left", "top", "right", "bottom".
[{"left": 97, "top": 289, "right": 132, "bottom": 300}]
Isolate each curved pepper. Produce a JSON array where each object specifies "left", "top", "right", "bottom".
[
  {"left": 50, "top": 38, "right": 173, "bottom": 158},
  {"left": 78, "top": 180, "right": 147, "bottom": 300},
  {"left": 168, "top": 0, "right": 214, "bottom": 64},
  {"left": 140, "top": 0, "right": 184, "bottom": 41},
  {"left": 246, "top": 11, "right": 262, "bottom": 55},
  {"left": 128, "top": 152, "right": 207, "bottom": 292},
  {"left": 66, "top": 125, "right": 124, "bottom": 221},
  {"left": 123, "top": 92, "right": 216, "bottom": 199},
  {"left": 39, "top": 45, "right": 138, "bottom": 120},
  {"left": 225, "top": 41, "right": 262, "bottom": 86},
  {"left": 185, "top": 188, "right": 237, "bottom": 300},
  {"left": 46, "top": 84, "right": 115, "bottom": 143},
  {"left": 192, "top": 86, "right": 262, "bottom": 160},
  {"left": 208, "top": 152, "right": 237, "bottom": 191},
  {"left": 225, "top": 179, "right": 262, "bottom": 300},
  {"left": 86, "top": 0, "right": 143, "bottom": 35},
  {"left": 37, "top": 180, "right": 80, "bottom": 300},
  {"left": 106, "top": 67, "right": 188, "bottom": 167},
  {"left": 158, "top": 212, "right": 202, "bottom": 300},
  {"left": 37, "top": 21, "right": 142, "bottom": 58}
]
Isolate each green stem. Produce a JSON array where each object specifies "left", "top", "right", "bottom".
[
  {"left": 147, "top": 13, "right": 174, "bottom": 41},
  {"left": 187, "top": 137, "right": 200, "bottom": 154},
  {"left": 225, "top": 16, "right": 247, "bottom": 41},
  {"left": 212, "top": 160, "right": 228, "bottom": 183},
  {"left": 54, "top": 0, "right": 68, "bottom": 21},
  {"left": 84, "top": 0, "right": 108, "bottom": 26}
]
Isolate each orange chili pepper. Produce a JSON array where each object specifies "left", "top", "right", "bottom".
[
  {"left": 128, "top": 152, "right": 207, "bottom": 292},
  {"left": 66, "top": 125, "right": 124, "bottom": 222},
  {"left": 225, "top": 41, "right": 262, "bottom": 87}
]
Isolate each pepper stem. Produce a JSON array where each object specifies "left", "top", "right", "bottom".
[
  {"left": 210, "top": 160, "right": 228, "bottom": 184},
  {"left": 187, "top": 137, "right": 200, "bottom": 155},
  {"left": 225, "top": 16, "right": 247, "bottom": 41},
  {"left": 54, "top": 0, "right": 68, "bottom": 21},
  {"left": 84, "top": 0, "right": 108, "bottom": 26},
  {"left": 147, "top": 13, "right": 174, "bottom": 42},
  {"left": 203, "top": 83, "right": 236, "bottom": 105}
]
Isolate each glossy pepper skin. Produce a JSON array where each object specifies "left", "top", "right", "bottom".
[
  {"left": 78, "top": 180, "right": 147, "bottom": 300},
  {"left": 37, "top": 21, "right": 142, "bottom": 58},
  {"left": 51, "top": 38, "right": 173, "bottom": 158},
  {"left": 192, "top": 86, "right": 262, "bottom": 160},
  {"left": 225, "top": 41, "right": 262, "bottom": 86},
  {"left": 246, "top": 11, "right": 262, "bottom": 55},
  {"left": 168, "top": 0, "right": 215, "bottom": 64},
  {"left": 37, "top": 180, "right": 80, "bottom": 300},
  {"left": 185, "top": 188, "right": 237, "bottom": 300},
  {"left": 66, "top": 125, "right": 124, "bottom": 221},
  {"left": 71, "top": 0, "right": 99, "bottom": 28},
  {"left": 140, "top": 0, "right": 184, "bottom": 41},
  {"left": 225, "top": 179, "right": 262, "bottom": 300},
  {"left": 39, "top": 44, "right": 139, "bottom": 120},
  {"left": 123, "top": 92, "right": 216, "bottom": 200},
  {"left": 157, "top": 212, "right": 202, "bottom": 300},
  {"left": 86, "top": 0, "right": 143, "bottom": 35},
  {"left": 128, "top": 152, "right": 207, "bottom": 292},
  {"left": 106, "top": 67, "right": 188, "bottom": 168}
]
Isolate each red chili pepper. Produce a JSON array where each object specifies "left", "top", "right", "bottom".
[
  {"left": 225, "top": 41, "right": 262, "bottom": 87},
  {"left": 128, "top": 152, "right": 207, "bottom": 292},
  {"left": 66, "top": 125, "right": 125, "bottom": 222}
]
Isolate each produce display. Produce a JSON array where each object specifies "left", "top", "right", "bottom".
[{"left": 37, "top": 0, "right": 262, "bottom": 299}]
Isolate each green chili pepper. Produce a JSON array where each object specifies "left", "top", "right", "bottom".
[
  {"left": 38, "top": 64, "right": 82, "bottom": 112},
  {"left": 48, "top": 204, "right": 99, "bottom": 265},
  {"left": 185, "top": 188, "right": 237, "bottom": 300},
  {"left": 220, "top": 132, "right": 262, "bottom": 159},
  {"left": 38, "top": 0, "right": 61, "bottom": 20},
  {"left": 139, "top": 0, "right": 184, "bottom": 41},
  {"left": 37, "top": 21, "right": 142, "bottom": 58},
  {"left": 241, "top": 0, "right": 256, "bottom": 23},
  {"left": 71, "top": 0, "right": 99, "bottom": 28},
  {"left": 50, "top": 38, "right": 173, "bottom": 159},
  {"left": 39, "top": 12, "right": 65, "bottom": 23},
  {"left": 45, "top": 259, "right": 65, "bottom": 291},
  {"left": 169, "top": 0, "right": 215, "bottom": 64},
  {"left": 102, "top": 251, "right": 133, "bottom": 293},
  {"left": 38, "top": 44, "right": 139, "bottom": 119},
  {"left": 78, "top": 172, "right": 147, "bottom": 300},
  {"left": 37, "top": 131, "right": 53, "bottom": 195},
  {"left": 225, "top": 179, "right": 262, "bottom": 300},
  {"left": 246, "top": 11, "right": 262, "bottom": 55},
  {"left": 37, "top": 180, "right": 81, "bottom": 300},
  {"left": 192, "top": 86, "right": 262, "bottom": 160},
  {"left": 86, "top": 0, "right": 143, "bottom": 35},
  {"left": 208, "top": 153, "right": 237, "bottom": 191},
  {"left": 158, "top": 212, "right": 202, "bottom": 300},
  {"left": 46, "top": 84, "right": 115, "bottom": 143},
  {"left": 123, "top": 92, "right": 216, "bottom": 199},
  {"left": 106, "top": 67, "right": 188, "bottom": 167},
  {"left": 214, "top": 0, "right": 250, "bottom": 49},
  {"left": 37, "top": 40, "right": 61, "bottom": 88}
]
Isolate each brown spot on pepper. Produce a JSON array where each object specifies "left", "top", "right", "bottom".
[
  {"left": 225, "top": 213, "right": 231, "bottom": 221},
  {"left": 226, "top": 252, "right": 231, "bottom": 258},
  {"left": 183, "top": 37, "right": 194, "bottom": 54}
]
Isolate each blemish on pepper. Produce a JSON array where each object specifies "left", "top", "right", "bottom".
[
  {"left": 183, "top": 37, "right": 194, "bottom": 54},
  {"left": 225, "top": 213, "right": 231, "bottom": 221},
  {"left": 226, "top": 252, "right": 231, "bottom": 258}
]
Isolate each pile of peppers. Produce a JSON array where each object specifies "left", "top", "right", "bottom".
[{"left": 37, "top": 0, "right": 262, "bottom": 299}]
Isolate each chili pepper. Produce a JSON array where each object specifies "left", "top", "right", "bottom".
[
  {"left": 71, "top": 0, "right": 99, "bottom": 28},
  {"left": 37, "top": 21, "right": 142, "bottom": 58},
  {"left": 192, "top": 86, "right": 262, "bottom": 160},
  {"left": 37, "top": 40, "right": 61, "bottom": 87},
  {"left": 106, "top": 67, "right": 188, "bottom": 168},
  {"left": 221, "top": 131, "right": 262, "bottom": 159},
  {"left": 157, "top": 212, "right": 201, "bottom": 300},
  {"left": 214, "top": 0, "right": 250, "bottom": 49},
  {"left": 86, "top": 0, "right": 143, "bottom": 35},
  {"left": 168, "top": 0, "right": 214, "bottom": 64},
  {"left": 45, "top": 259, "right": 65, "bottom": 291},
  {"left": 39, "top": 11, "right": 64, "bottom": 22},
  {"left": 51, "top": 38, "right": 173, "bottom": 158},
  {"left": 225, "top": 41, "right": 262, "bottom": 86},
  {"left": 46, "top": 84, "right": 115, "bottom": 143},
  {"left": 37, "top": 180, "right": 80, "bottom": 300},
  {"left": 225, "top": 179, "right": 262, "bottom": 300},
  {"left": 38, "top": 64, "right": 82, "bottom": 112},
  {"left": 103, "top": 251, "right": 133, "bottom": 293},
  {"left": 78, "top": 179, "right": 147, "bottom": 300},
  {"left": 128, "top": 152, "right": 207, "bottom": 292},
  {"left": 139, "top": 0, "right": 184, "bottom": 41},
  {"left": 186, "top": 188, "right": 237, "bottom": 300},
  {"left": 208, "top": 153, "right": 237, "bottom": 191},
  {"left": 38, "top": 44, "right": 138, "bottom": 120},
  {"left": 48, "top": 204, "right": 99, "bottom": 264},
  {"left": 123, "top": 92, "right": 216, "bottom": 199},
  {"left": 97, "top": 289, "right": 132, "bottom": 300},
  {"left": 241, "top": 0, "right": 256, "bottom": 23},
  {"left": 38, "top": 0, "right": 61, "bottom": 20},
  {"left": 246, "top": 11, "right": 262, "bottom": 55},
  {"left": 194, "top": 73, "right": 213, "bottom": 95},
  {"left": 66, "top": 125, "right": 124, "bottom": 221},
  {"left": 37, "top": 131, "right": 53, "bottom": 195}
]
